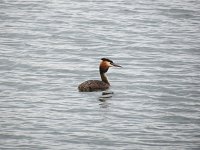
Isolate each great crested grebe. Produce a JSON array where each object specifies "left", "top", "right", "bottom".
[{"left": 78, "top": 58, "right": 121, "bottom": 92}]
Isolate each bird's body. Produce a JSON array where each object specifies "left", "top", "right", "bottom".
[
  {"left": 78, "top": 58, "right": 121, "bottom": 92},
  {"left": 78, "top": 80, "right": 109, "bottom": 92}
]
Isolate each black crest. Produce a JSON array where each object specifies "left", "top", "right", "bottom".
[{"left": 101, "top": 58, "right": 113, "bottom": 63}]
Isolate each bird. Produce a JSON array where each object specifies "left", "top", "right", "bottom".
[{"left": 78, "top": 58, "right": 121, "bottom": 92}]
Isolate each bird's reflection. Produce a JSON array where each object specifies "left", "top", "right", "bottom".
[{"left": 99, "top": 91, "right": 114, "bottom": 108}]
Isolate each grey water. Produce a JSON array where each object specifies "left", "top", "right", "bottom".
[{"left": 0, "top": 0, "right": 200, "bottom": 149}]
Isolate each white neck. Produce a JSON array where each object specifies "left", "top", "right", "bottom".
[{"left": 100, "top": 73, "right": 110, "bottom": 85}]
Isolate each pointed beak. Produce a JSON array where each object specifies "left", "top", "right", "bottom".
[{"left": 111, "top": 62, "right": 122, "bottom": 67}]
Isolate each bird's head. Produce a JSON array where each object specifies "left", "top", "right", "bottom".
[{"left": 99, "top": 58, "right": 121, "bottom": 74}]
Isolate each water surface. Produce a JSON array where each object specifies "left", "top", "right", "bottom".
[{"left": 0, "top": 0, "right": 200, "bottom": 149}]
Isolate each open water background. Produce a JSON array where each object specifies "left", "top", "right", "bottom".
[{"left": 0, "top": 0, "right": 200, "bottom": 149}]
